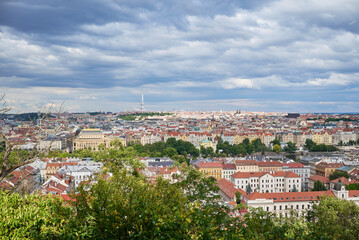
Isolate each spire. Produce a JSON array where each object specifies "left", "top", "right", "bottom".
[{"left": 141, "top": 94, "right": 144, "bottom": 112}]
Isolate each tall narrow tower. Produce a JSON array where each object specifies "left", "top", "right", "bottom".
[{"left": 141, "top": 94, "right": 144, "bottom": 112}]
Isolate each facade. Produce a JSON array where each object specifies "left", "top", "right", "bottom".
[
  {"left": 57, "top": 163, "right": 103, "bottom": 188},
  {"left": 308, "top": 175, "right": 330, "bottom": 190},
  {"left": 316, "top": 162, "right": 344, "bottom": 178},
  {"left": 230, "top": 171, "right": 301, "bottom": 193},
  {"left": 244, "top": 191, "right": 335, "bottom": 217},
  {"left": 222, "top": 163, "right": 237, "bottom": 181},
  {"left": 234, "top": 160, "right": 259, "bottom": 172},
  {"left": 257, "top": 161, "right": 283, "bottom": 172},
  {"left": 194, "top": 161, "right": 223, "bottom": 180},
  {"left": 73, "top": 129, "right": 115, "bottom": 151},
  {"left": 282, "top": 163, "right": 310, "bottom": 190}
]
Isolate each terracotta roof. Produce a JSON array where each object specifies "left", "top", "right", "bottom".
[
  {"left": 245, "top": 190, "right": 334, "bottom": 202},
  {"left": 349, "top": 190, "right": 359, "bottom": 197},
  {"left": 331, "top": 177, "right": 359, "bottom": 185},
  {"left": 308, "top": 175, "right": 330, "bottom": 184},
  {"left": 222, "top": 163, "right": 236, "bottom": 170},
  {"left": 217, "top": 178, "right": 246, "bottom": 199},
  {"left": 234, "top": 160, "right": 257, "bottom": 166},
  {"left": 194, "top": 161, "right": 222, "bottom": 168},
  {"left": 257, "top": 161, "right": 282, "bottom": 167},
  {"left": 282, "top": 163, "right": 305, "bottom": 168},
  {"left": 271, "top": 171, "right": 300, "bottom": 178}
]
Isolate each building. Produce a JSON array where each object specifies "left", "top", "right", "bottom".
[
  {"left": 257, "top": 161, "right": 283, "bottom": 172},
  {"left": 316, "top": 162, "right": 344, "bottom": 178},
  {"left": 308, "top": 175, "right": 330, "bottom": 190},
  {"left": 217, "top": 178, "right": 246, "bottom": 202},
  {"left": 73, "top": 129, "right": 115, "bottom": 151},
  {"left": 230, "top": 171, "right": 301, "bottom": 193},
  {"left": 244, "top": 190, "right": 334, "bottom": 217},
  {"left": 194, "top": 161, "right": 223, "bottom": 180},
  {"left": 282, "top": 163, "right": 310, "bottom": 190},
  {"left": 234, "top": 160, "right": 259, "bottom": 172},
  {"left": 222, "top": 163, "right": 237, "bottom": 181}
]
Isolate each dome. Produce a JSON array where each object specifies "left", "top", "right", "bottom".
[{"left": 334, "top": 179, "right": 346, "bottom": 191}]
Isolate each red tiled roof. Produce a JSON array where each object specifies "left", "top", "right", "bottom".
[
  {"left": 217, "top": 178, "right": 246, "bottom": 199},
  {"left": 272, "top": 171, "right": 300, "bottom": 178},
  {"left": 282, "top": 163, "right": 305, "bottom": 168},
  {"left": 195, "top": 161, "right": 222, "bottom": 168},
  {"left": 222, "top": 163, "right": 236, "bottom": 170},
  {"left": 349, "top": 190, "right": 359, "bottom": 197},
  {"left": 308, "top": 175, "right": 330, "bottom": 184},
  {"left": 245, "top": 190, "right": 334, "bottom": 202},
  {"left": 331, "top": 177, "right": 359, "bottom": 185},
  {"left": 234, "top": 160, "right": 257, "bottom": 166},
  {"left": 257, "top": 161, "right": 282, "bottom": 167}
]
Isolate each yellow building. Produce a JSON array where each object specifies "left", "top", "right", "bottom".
[
  {"left": 194, "top": 161, "right": 223, "bottom": 180},
  {"left": 257, "top": 161, "right": 283, "bottom": 172},
  {"left": 73, "top": 129, "right": 116, "bottom": 151},
  {"left": 234, "top": 160, "right": 259, "bottom": 172}
]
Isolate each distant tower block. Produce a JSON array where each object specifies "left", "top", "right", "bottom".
[{"left": 141, "top": 94, "right": 144, "bottom": 111}]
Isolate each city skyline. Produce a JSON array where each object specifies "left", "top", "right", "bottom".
[{"left": 1, "top": 0, "right": 359, "bottom": 113}]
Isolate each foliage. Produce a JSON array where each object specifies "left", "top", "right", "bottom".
[
  {"left": 307, "top": 196, "right": 359, "bottom": 240},
  {"left": 216, "top": 138, "right": 269, "bottom": 157},
  {"left": 313, "top": 180, "right": 327, "bottom": 191},
  {"left": 304, "top": 139, "right": 339, "bottom": 152},
  {"left": 119, "top": 112, "right": 173, "bottom": 121},
  {"left": 273, "top": 144, "right": 281, "bottom": 153},
  {"left": 329, "top": 171, "right": 349, "bottom": 181},
  {"left": 345, "top": 183, "right": 359, "bottom": 190},
  {"left": 283, "top": 141, "right": 297, "bottom": 153},
  {"left": 0, "top": 191, "right": 75, "bottom": 239},
  {"left": 246, "top": 183, "right": 252, "bottom": 194},
  {"left": 131, "top": 138, "right": 200, "bottom": 162}
]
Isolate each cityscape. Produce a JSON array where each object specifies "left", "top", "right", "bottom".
[{"left": 1, "top": 0, "right": 359, "bottom": 239}]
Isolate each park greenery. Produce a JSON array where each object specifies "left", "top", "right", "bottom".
[
  {"left": 329, "top": 171, "right": 350, "bottom": 181},
  {"left": 304, "top": 139, "right": 339, "bottom": 152},
  {"left": 119, "top": 112, "right": 173, "bottom": 121}
]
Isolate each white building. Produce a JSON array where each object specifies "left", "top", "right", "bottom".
[
  {"left": 222, "top": 163, "right": 237, "bottom": 181},
  {"left": 230, "top": 171, "right": 301, "bottom": 193},
  {"left": 282, "top": 163, "right": 310, "bottom": 190},
  {"left": 57, "top": 163, "right": 103, "bottom": 188}
]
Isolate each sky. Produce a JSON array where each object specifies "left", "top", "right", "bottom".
[{"left": 0, "top": 0, "right": 359, "bottom": 113}]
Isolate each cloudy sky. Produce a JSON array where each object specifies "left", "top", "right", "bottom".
[{"left": 1, "top": 0, "right": 359, "bottom": 113}]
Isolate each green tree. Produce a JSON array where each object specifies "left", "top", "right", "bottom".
[
  {"left": 271, "top": 139, "right": 280, "bottom": 146},
  {"left": 313, "top": 180, "right": 327, "bottom": 191},
  {"left": 329, "top": 171, "right": 350, "bottom": 180},
  {"left": 163, "top": 147, "right": 177, "bottom": 158},
  {"left": 284, "top": 141, "right": 297, "bottom": 153},
  {"left": 246, "top": 183, "right": 252, "bottom": 194},
  {"left": 304, "top": 139, "right": 316, "bottom": 150},
  {"left": 307, "top": 196, "right": 359, "bottom": 240},
  {"left": 0, "top": 191, "right": 76, "bottom": 239}
]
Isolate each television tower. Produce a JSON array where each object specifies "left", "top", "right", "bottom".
[{"left": 141, "top": 94, "right": 144, "bottom": 112}]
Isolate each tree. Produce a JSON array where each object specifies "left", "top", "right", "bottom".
[
  {"left": 246, "top": 183, "right": 252, "bottom": 194},
  {"left": 0, "top": 191, "right": 76, "bottom": 239},
  {"left": 0, "top": 96, "right": 65, "bottom": 187},
  {"left": 307, "top": 196, "right": 359, "bottom": 240},
  {"left": 304, "top": 139, "right": 316, "bottom": 150},
  {"left": 271, "top": 139, "right": 280, "bottom": 147},
  {"left": 273, "top": 144, "right": 281, "bottom": 153},
  {"left": 283, "top": 141, "right": 297, "bottom": 153},
  {"left": 292, "top": 185, "right": 298, "bottom": 192},
  {"left": 235, "top": 191, "right": 242, "bottom": 205},
  {"left": 313, "top": 180, "right": 326, "bottom": 191},
  {"left": 329, "top": 171, "right": 350, "bottom": 180}
]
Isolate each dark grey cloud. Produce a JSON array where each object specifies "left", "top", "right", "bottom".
[{"left": 0, "top": 0, "right": 359, "bottom": 112}]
